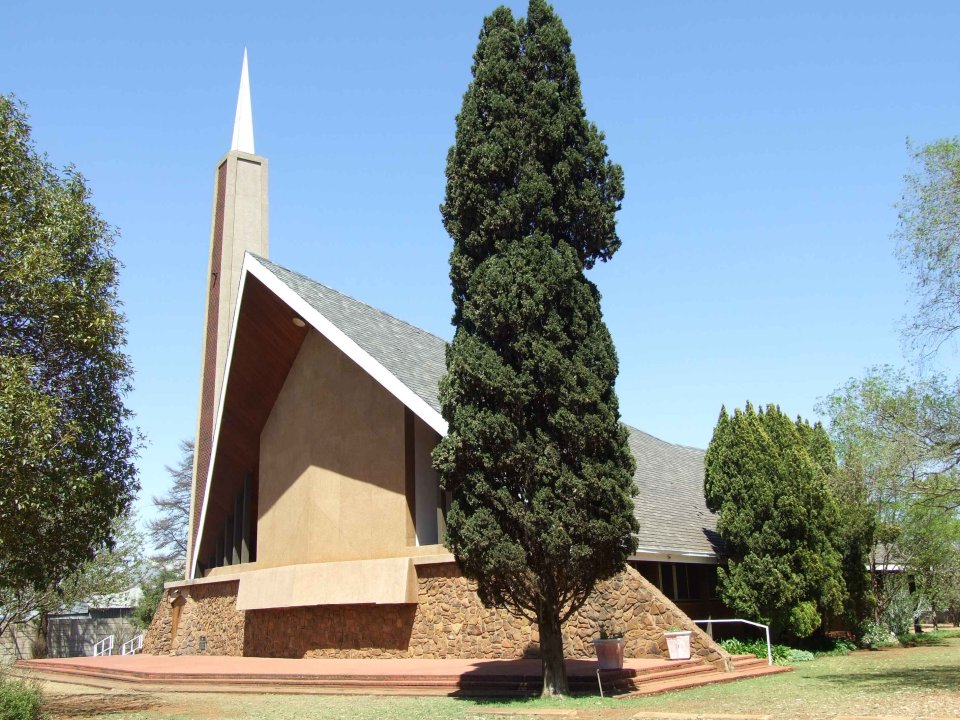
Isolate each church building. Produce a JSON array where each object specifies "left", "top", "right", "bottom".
[{"left": 143, "top": 54, "right": 732, "bottom": 667}]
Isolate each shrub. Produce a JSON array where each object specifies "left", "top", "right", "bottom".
[
  {"left": 882, "top": 580, "right": 921, "bottom": 636},
  {"left": 0, "top": 675, "right": 43, "bottom": 720},
  {"left": 860, "top": 621, "right": 899, "bottom": 649},
  {"left": 788, "top": 602, "right": 822, "bottom": 639},
  {"left": 814, "top": 637, "right": 858, "bottom": 657},
  {"left": 718, "top": 638, "right": 793, "bottom": 664},
  {"left": 787, "top": 648, "right": 815, "bottom": 662}
]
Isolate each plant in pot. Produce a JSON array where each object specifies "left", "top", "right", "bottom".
[
  {"left": 663, "top": 625, "right": 693, "bottom": 660},
  {"left": 593, "top": 623, "right": 627, "bottom": 670}
]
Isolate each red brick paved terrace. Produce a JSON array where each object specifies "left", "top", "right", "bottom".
[{"left": 18, "top": 653, "right": 787, "bottom": 697}]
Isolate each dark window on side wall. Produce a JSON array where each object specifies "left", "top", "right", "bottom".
[
  {"left": 632, "top": 561, "right": 661, "bottom": 590},
  {"left": 705, "top": 564, "right": 721, "bottom": 600},
  {"left": 659, "top": 562, "right": 697, "bottom": 601},
  {"left": 660, "top": 562, "right": 676, "bottom": 599}
]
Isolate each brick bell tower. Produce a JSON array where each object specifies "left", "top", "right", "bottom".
[{"left": 186, "top": 49, "right": 269, "bottom": 578}]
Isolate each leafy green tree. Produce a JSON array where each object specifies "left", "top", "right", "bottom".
[
  {"left": 434, "top": 0, "right": 637, "bottom": 696},
  {"left": 900, "top": 476, "right": 960, "bottom": 629},
  {"left": 704, "top": 404, "right": 845, "bottom": 639},
  {"left": 942, "top": 568, "right": 960, "bottom": 627},
  {"left": 0, "top": 95, "right": 139, "bottom": 594},
  {"left": 820, "top": 367, "right": 944, "bottom": 511},
  {"left": 895, "top": 137, "right": 960, "bottom": 358},
  {"left": 820, "top": 366, "right": 960, "bottom": 628},
  {"left": 0, "top": 513, "right": 144, "bottom": 654}
]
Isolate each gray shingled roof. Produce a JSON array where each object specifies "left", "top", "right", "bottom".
[
  {"left": 626, "top": 427, "right": 721, "bottom": 557},
  {"left": 255, "top": 255, "right": 448, "bottom": 414},
  {"left": 255, "top": 254, "right": 719, "bottom": 559}
]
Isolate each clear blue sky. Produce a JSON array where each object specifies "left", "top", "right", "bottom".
[{"left": 3, "top": 2, "right": 960, "bottom": 526}]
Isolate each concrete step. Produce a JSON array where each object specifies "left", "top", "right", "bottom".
[
  {"left": 727, "top": 653, "right": 774, "bottom": 673},
  {"left": 18, "top": 655, "right": 781, "bottom": 698},
  {"left": 617, "top": 664, "right": 791, "bottom": 699}
]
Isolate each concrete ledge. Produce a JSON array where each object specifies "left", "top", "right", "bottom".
[
  {"left": 411, "top": 553, "right": 456, "bottom": 566},
  {"left": 236, "top": 557, "right": 418, "bottom": 610},
  {"left": 165, "top": 573, "right": 244, "bottom": 590}
]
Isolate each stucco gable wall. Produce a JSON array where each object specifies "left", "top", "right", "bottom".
[{"left": 257, "top": 329, "right": 408, "bottom": 566}]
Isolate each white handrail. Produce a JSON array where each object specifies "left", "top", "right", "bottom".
[
  {"left": 92, "top": 634, "right": 115, "bottom": 657},
  {"left": 120, "top": 634, "right": 144, "bottom": 656},
  {"left": 692, "top": 618, "right": 772, "bottom": 666}
]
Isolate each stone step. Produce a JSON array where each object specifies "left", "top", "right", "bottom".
[
  {"left": 623, "top": 663, "right": 718, "bottom": 686},
  {"left": 594, "top": 663, "right": 719, "bottom": 696},
  {"left": 21, "top": 657, "right": 707, "bottom": 686},
  {"left": 727, "top": 653, "right": 773, "bottom": 670},
  {"left": 617, "top": 664, "right": 791, "bottom": 699}
]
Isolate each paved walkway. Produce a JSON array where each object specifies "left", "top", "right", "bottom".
[
  {"left": 19, "top": 653, "right": 785, "bottom": 697},
  {"left": 24, "top": 654, "right": 672, "bottom": 678}
]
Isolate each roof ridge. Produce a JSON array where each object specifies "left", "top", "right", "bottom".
[
  {"left": 250, "top": 253, "right": 450, "bottom": 346},
  {"left": 623, "top": 423, "right": 705, "bottom": 454}
]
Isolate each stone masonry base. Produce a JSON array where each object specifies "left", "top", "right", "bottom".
[{"left": 144, "top": 563, "right": 731, "bottom": 670}]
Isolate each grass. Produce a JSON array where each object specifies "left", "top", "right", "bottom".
[
  {"left": 38, "top": 637, "right": 960, "bottom": 720},
  {"left": 622, "top": 640, "right": 960, "bottom": 719},
  {"left": 899, "top": 627, "right": 960, "bottom": 647}
]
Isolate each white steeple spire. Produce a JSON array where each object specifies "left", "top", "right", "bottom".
[{"left": 230, "top": 48, "right": 255, "bottom": 154}]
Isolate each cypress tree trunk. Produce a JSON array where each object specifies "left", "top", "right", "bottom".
[{"left": 538, "top": 604, "right": 569, "bottom": 696}]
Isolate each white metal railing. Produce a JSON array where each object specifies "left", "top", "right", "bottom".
[
  {"left": 92, "top": 634, "right": 115, "bottom": 657},
  {"left": 120, "top": 634, "right": 144, "bottom": 656},
  {"left": 692, "top": 618, "right": 772, "bottom": 666}
]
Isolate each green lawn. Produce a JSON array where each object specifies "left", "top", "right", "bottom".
[{"left": 39, "top": 635, "right": 960, "bottom": 720}]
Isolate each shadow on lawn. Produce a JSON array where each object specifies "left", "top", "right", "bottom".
[{"left": 815, "top": 665, "right": 960, "bottom": 693}]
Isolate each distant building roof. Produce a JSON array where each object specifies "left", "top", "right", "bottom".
[
  {"left": 255, "top": 255, "right": 720, "bottom": 561},
  {"left": 50, "top": 587, "right": 143, "bottom": 618}
]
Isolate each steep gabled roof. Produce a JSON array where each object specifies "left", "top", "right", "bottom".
[
  {"left": 254, "top": 255, "right": 722, "bottom": 559},
  {"left": 194, "top": 254, "right": 721, "bottom": 574},
  {"left": 627, "top": 427, "right": 721, "bottom": 557},
  {"left": 254, "top": 256, "right": 447, "bottom": 415}
]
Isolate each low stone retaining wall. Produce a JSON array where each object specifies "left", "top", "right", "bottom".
[
  {"left": 143, "top": 580, "right": 243, "bottom": 656},
  {"left": 144, "top": 563, "right": 730, "bottom": 670}
]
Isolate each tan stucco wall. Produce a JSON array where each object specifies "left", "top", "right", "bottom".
[
  {"left": 257, "top": 329, "right": 410, "bottom": 566},
  {"left": 235, "top": 558, "right": 418, "bottom": 610}
]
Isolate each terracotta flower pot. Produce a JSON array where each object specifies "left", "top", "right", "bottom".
[{"left": 593, "top": 637, "right": 627, "bottom": 670}]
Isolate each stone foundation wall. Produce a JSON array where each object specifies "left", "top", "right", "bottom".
[
  {"left": 566, "top": 566, "right": 730, "bottom": 669},
  {"left": 145, "top": 564, "right": 729, "bottom": 670},
  {"left": 143, "top": 580, "right": 243, "bottom": 656},
  {"left": 245, "top": 604, "right": 416, "bottom": 657}
]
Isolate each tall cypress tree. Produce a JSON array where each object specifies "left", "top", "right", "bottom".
[
  {"left": 705, "top": 404, "right": 846, "bottom": 639},
  {"left": 435, "top": 0, "right": 637, "bottom": 696}
]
